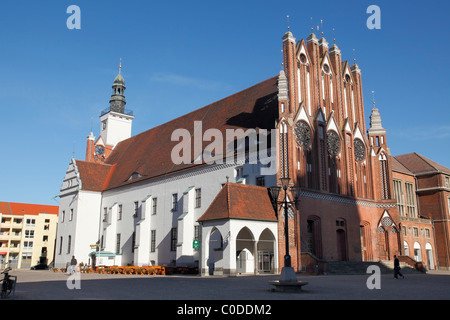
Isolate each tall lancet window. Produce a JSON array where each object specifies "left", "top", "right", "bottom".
[
  {"left": 321, "top": 74, "right": 325, "bottom": 101},
  {"left": 318, "top": 124, "right": 327, "bottom": 191},
  {"left": 379, "top": 153, "right": 390, "bottom": 199},
  {"left": 343, "top": 85, "right": 348, "bottom": 118},
  {"left": 280, "top": 122, "right": 289, "bottom": 178},
  {"left": 297, "top": 67, "right": 302, "bottom": 102},
  {"left": 306, "top": 68, "right": 311, "bottom": 116},
  {"left": 351, "top": 88, "right": 356, "bottom": 124},
  {"left": 330, "top": 77, "right": 334, "bottom": 104},
  {"left": 326, "top": 130, "right": 340, "bottom": 193}
]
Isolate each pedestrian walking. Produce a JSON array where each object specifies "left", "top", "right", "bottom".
[
  {"left": 393, "top": 255, "right": 404, "bottom": 279},
  {"left": 69, "top": 256, "right": 78, "bottom": 274}
]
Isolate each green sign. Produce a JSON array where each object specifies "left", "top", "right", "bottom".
[{"left": 193, "top": 239, "right": 200, "bottom": 249}]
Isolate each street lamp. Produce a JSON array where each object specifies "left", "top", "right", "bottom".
[{"left": 269, "top": 177, "right": 301, "bottom": 283}]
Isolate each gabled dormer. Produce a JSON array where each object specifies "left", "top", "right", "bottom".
[
  {"left": 320, "top": 52, "right": 335, "bottom": 76},
  {"left": 295, "top": 39, "right": 314, "bottom": 117},
  {"left": 342, "top": 61, "right": 354, "bottom": 85},
  {"left": 296, "top": 39, "right": 311, "bottom": 66}
]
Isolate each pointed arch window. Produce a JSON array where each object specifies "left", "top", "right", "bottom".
[
  {"left": 379, "top": 153, "right": 390, "bottom": 199},
  {"left": 318, "top": 123, "right": 327, "bottom": 191},
  {"left": 327, "top": 130, "right": 340, "bottom": 193}
]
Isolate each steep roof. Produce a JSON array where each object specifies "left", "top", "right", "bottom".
[
  {"left": 101, "top": 76, "right": 279, "bottom": 190},
  {"left": 75, "top": 160, "right": 115, "bottom": 192},
  {"left": 394, "top": 153, "right": 450, "bottom": 175},
  {"left": 0, "top": 202, "right": 58, "bottom": 216},
  {"left": 391, "top": 156, "right": 413, "bottom": 175},
  {"left": 198, "top": 183, "right": 277, "bottom": 222}
]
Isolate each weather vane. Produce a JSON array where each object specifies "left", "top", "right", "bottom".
[{"left": 286, "top": 14, "right": 290, "bottom": 31}]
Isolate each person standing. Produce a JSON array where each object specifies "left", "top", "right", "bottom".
[{"left": 393, "top": 255, "right": 404, "bottom": 279}]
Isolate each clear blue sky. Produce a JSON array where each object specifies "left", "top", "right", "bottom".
[{"left": 0, "top": 0, "right": 449, "bottom": 205}]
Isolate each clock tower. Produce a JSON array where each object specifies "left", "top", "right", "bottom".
[{"left": 85, "top": 61, "right": 134, "bottom": 163}]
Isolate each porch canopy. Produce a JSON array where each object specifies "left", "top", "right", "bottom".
[{"left": 198, "top": 183, "right": 278, "bottom": 276}]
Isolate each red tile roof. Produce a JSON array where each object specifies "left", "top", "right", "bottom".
[
  {"left": 75, "top": 160, "right": 116, "bottom": 192},
  {"left": 0, "top": 202, "right": 11, "bottom": 214},
  {"left": 0, "top": 202, "right": 58, "bottom": 216},
  {"left": 391, "top": 156, "right": 413, "bottom": 175},
  {"left": 198, "top": 183, "right": 277, "bottom": 222},
  {"left": 91, "top": 76, "right": 279, "bottom": 191},
  {"left": 395, "top": 153, "right": 450, "bottom": 175}
]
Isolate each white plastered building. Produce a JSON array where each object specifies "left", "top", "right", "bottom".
[{"left": 55, "top": 67, "right": 281, "bottom": 276}]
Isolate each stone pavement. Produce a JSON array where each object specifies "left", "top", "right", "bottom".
[{"left": 5, "top": 269, "right": 450, "bottom": 301}]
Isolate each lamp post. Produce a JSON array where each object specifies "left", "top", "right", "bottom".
[
  {"left": 269, "top": 177, "right": 300, "bottom": 283},
  {"left": 280, "top": 177, "right": 291, "bottom": 269}
]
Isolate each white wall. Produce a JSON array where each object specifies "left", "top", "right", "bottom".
[
  {"left": 55, "top": 160, "right": 102, "bottom": 268},
  {"left": 100, "top": 112, "right": 133, "bottom": 147},
  {"left": 100, "top": 160, "right": 275, "bottom": 268},
  {"left": 57, "top": 154, "right": 276, "bottom": 271}
]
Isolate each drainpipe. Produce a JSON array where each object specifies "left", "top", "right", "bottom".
[{"left": 431, "top": 219, "right": 440, "bottom": 269}]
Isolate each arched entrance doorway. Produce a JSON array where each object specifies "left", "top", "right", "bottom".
[
  {"left": 377, "top": 226, "right": 390, "bottom": 260},
  {"left": 208, "top": 227, "right": 223, "bottom": 275},
  {"left": 336, "top": 218, "right": 347, "bottom": 261},
  {"left": 414, "top": 242, "right": 422, "bottom": 262},
  {"left": 235, "top": 227, "right": 276, "bottom": 274},
  {"left": 426, "top": 243, "right": 434, "bottom": 270},
  {"left": 236, "top": 227, "right": 255, "bottom": 274},
  {"left": 257, "top": 228, "right": 276, "bottom": 273},
  {"left": 336, "top": 229, "right": 347, "bottom": 261},
  {"left": 403, "top": 241, "right": 410, "bottom": 257},
  {"left": 360, "top": 221, "right": 372, "bottom": 261}
]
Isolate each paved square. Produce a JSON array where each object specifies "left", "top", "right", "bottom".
[{"left": 6, "top": 269, "right": 450, "bottom": 301}]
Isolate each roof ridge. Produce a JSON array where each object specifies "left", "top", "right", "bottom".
[
  {"left": 101, "top": 76, "right": 279, "bottom": 190},
  {"left": 120, "top": 76, "right": 279, "bottom": 143},
  {"left": 394, "top": 152, "right": 420, "bottom": 173},
  {"left": 102, "top": 163, "right": 117, "bottom": 190},
  {"left": 396, "top": 152, "right": 450, "bottom": 175},
  {"left": 414, "top": 152, "right": 440, "bottom": 172},
  {"left": 76, "top": 159, "right": 114, "bottom": 167}
]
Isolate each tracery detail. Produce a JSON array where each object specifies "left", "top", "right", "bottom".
[
  {"left": 294, "top": 121, "right": 311, "bottom": 147},
  {"left": 326, "top": 130, "right": 340, "bottom": 156},
  {"left": 354, "top": 138, "right": 365, "bottom": 161}
]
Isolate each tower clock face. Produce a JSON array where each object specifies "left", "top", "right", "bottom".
[{"left": 95, "top": 145, "right": 105, "bottom": 155}]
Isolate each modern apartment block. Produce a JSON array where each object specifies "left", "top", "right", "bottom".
[{"left": 0, "top": 202, "right": 59, "bottom": 269}]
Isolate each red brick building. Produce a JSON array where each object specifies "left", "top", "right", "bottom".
[
  {"left": 57, "top": 29, "right": 446, "bottom": 274},
  {"left": 393, "top": 153, "right": 450, "bottom": 270},
  {"left": 276, "top": 30, "right": 443, "bottom": 271}
]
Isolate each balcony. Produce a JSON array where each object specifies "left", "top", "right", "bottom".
[
  {"left": 100, "top": 107, "right": 134, "bottom": 117},
  {"left": 0, "top": 233, "right": 10, "bottom": 241},
  {"left": 10, "top": 233, "right": 21, "bottom": 241},
  {"left": 1, "top": 221, "right": 11, "bottom": 228},
  {"left": 12, "top": 221, "right": 23, "bottom": 228},
  {"left": 9, "top": 246, "right": 20, "bottom": 253}
]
